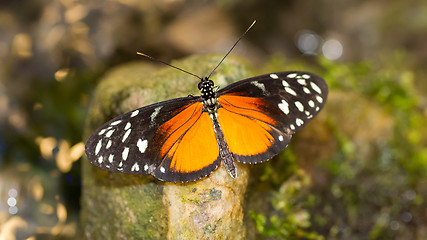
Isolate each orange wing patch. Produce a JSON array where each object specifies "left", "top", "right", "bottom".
[
  {"left": 156, "top": 102, "right": 219, "bottom": 173},
  {"left": 217, "top": 95, "right": 277, "bottom": 156}
]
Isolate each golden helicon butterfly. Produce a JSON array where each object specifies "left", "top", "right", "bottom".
[{"left": 85, "top": 21, "right": 328, "bottom": 182}]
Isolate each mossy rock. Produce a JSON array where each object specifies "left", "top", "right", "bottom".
[{"left": 81, "top": 54, "right": 254, "bottom": 239}]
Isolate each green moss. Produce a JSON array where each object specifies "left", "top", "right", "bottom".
[
  {"left": 249, "top": 171, "right": 324, "bottom": 240},
  {"left": 248, "top": 51, "right": 427, "bottom": 239}
]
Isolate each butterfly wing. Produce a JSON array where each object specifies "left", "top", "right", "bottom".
[
  {"left": 216, "top": 71, "right": 328, "bottom": 164},
  {"left": 85, "top": 96, "right": 220, "bottom": 182}
]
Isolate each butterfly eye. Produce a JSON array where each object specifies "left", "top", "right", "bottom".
[{"left": 198, "top": 81, "right": 203, "bottom": 90}]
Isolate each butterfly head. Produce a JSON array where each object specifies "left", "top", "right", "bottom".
[
  {"left": 198, "top": 77, "right": 215, "bottom": 97},
  {"left": 198, "top": 77, "right": 214, "bottom": 89}
]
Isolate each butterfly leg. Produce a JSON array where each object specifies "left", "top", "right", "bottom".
[{"left": 209, "top": 113, "right": 237, "bottom": 179}]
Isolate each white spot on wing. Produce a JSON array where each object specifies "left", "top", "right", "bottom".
[
  {"left": 278, "top": 135, "right": 284, "bottom": 141},
  {"left": 270, "top": 73, "right": 279, "bottom": 79},
  {"left": 278, "top": 100, "right": 290, "bottom": 115},
  {"left": 111, "top": 120, "right": 122, "bottom": 126},
  {"left": 251, "top": 81, "right": 268, "bottom": 95},
  {"left": 296, "top": 118, "right": 304, "bottom": 126},
  {"left": 297, "top": 79, "right": 307, "bottom": 85},
  {"left": 150, "top": 106, "right": 163, "bottom": 124},
  {"left": 98, "top": 128, "right": 107, "bottom": 135},
  {"left": 144, "top": 164, "right": 149, "bottom": 171},
  {"left": 137, "top": 139, "right": 148, "bottom": 153},
  {"left": 160, "top": 166, "right": 165, "bottom": 173},
  {"left": 294, "top": 101, "right": 304, "bottom": 112},
  {"left": 131, "top": 162, "right": 140, "bottom": 172},
  {"left": 285, "top": 87, "right": 297, "bottom": 96},
  {"left": 122, "top": 129, "right": 131, "bottom": 142},
  {"left": 131, "top": 110, "right": 139, "bottom": 117},
  {"left": 302, "top": 74, "right": 310, "bottom": 79},
  {"left": 122, "top": 147, "right": 129, "bottom": 161},
  {"left": 95, "top": 139, "right": 102, "bottom": 155},
  {"left": 287, "top": 73, "right": 297, "bottom": 78},
  {"left": 316, "top": 95, "right": 323, "bottom": 103},
  {"left": 310, "top": 82, "right": 322, "bottom": 94},
  {"left": 308, "top": 100, "right": 315, "bottom": 108},
  {"left": 290, "top": 124, "right": 295, "bottom": 130},
  {"left": 105, "top": 129, "right": 115, "bottom": 138},
  {"left": 106, "top": 140, "right": 112, "bottom": 149},
  {"left": 108, "top": 154, "right": 114, "bottom": 163},
  {"left": 124, "top": 122, "right": 131, "bottom": 130},
  {"left": 98, "top": 156, "right": 103, "bottom": 164},
  {"left": 282, "top": 80, "right": 290, "bottom": 87},
  {"left": 303, "top": 87, "right": 311, "bottom": 94}
]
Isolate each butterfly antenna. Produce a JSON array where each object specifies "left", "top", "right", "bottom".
[
  {"left": 137, "top": 52, "right": 203, "bottom": 81},
  {"left": 207, "top": 20, "right": 256, "bottom": 80}
]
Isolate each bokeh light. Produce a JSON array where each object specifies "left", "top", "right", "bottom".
[
  {"left": 296, "top": 30, "right": 321, "bottom": 55},
  {"left": 7, "top": 188, "right": 18, "bottom": 215},
  {"left": 322, "top": 39, "right": 343, "bottom": 60}
]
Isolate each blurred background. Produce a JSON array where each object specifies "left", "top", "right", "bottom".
[{"left": 1, "top": 0, "right": 427, "bottom": 239}]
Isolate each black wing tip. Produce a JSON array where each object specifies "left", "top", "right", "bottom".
[{"left": 153, "top": 158, "right": 221, "bottom": 183}]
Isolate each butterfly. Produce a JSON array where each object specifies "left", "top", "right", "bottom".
[{"left": 84, "top": 21, "right": 328, "bottom": 183}]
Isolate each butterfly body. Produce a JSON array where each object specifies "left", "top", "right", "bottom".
[
  {"left": 85, "top": 71, "right": 327, "bottom": 182},
  {"left": 195, "top": 77, "right": 235, "bottom": 178}
]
